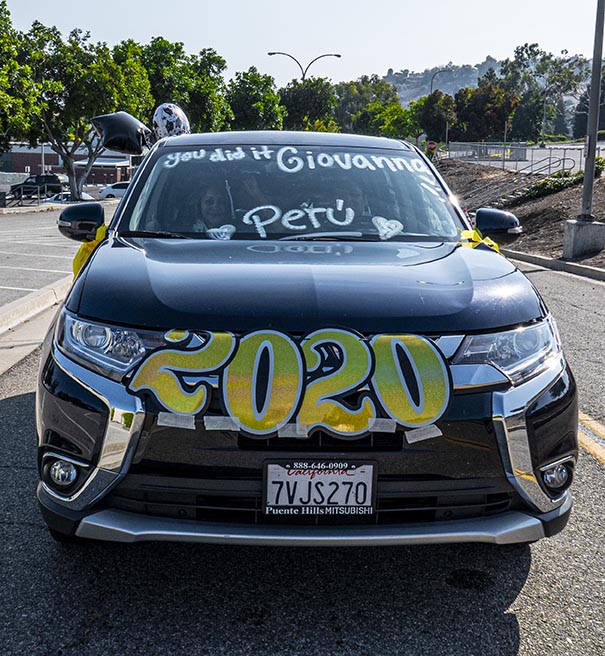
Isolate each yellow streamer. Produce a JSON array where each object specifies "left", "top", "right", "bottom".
[
  {"left": 72, "top": 224, "right": 108, "bottom": 277},
  {"left": 459, "top": 228, "right": 500, "bottom": 253}
]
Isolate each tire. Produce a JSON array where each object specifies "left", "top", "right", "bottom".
[{"left": 105, "top": 194, "right": 115, "bottom": 199}]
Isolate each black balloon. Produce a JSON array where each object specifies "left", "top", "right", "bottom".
[{"left": 91, "top": 111, "right": 152, "bottom": 155}]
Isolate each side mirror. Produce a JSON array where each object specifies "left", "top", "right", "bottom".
[
  {"left": 475, "top": 208, "right": 523, "bottom": 245},
  {"left": 57, "top": 202, "right": 105, "bottom": 242}
]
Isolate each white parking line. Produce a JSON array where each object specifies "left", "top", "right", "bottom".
[
  {"left": 0, "top": 227, "right": 57, "bottom": 235},
  {"left": 0, "top": 239, "right": 77, "bottom": 248},
  {"left": 0, "top": 265, "right": 72, "bottom": 274},
  {"left": 0, "top": 250, "right": 73, "bottom": 260},
  {"left": 0, "top": 285, "right": 38, "bottom": 291}
]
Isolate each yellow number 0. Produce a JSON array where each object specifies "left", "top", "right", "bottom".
[
  {"left": 371, "top": 334, "right": 449, "bottom": 427},
  {"left": 222, "top": 331, "right": 303, "bottom": 435}
]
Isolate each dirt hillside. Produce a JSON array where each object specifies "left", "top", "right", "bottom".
[{"left": 436, "top": 159, "right": 605, "bottom": 269}]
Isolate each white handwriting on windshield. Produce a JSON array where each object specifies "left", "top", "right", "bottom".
[
  {"left": 161, "top": 145, "right": 431, "bottom": 178},
  {"left": 242, "top": 201, "right": 356, "bottom": 238},
  {"left": 275, "top": 146, "right": 430, "bottom": 175},
  {"left": 163, "top": 147, "right": 246, "bottom": 168}
]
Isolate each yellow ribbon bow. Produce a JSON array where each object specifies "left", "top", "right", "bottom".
[
  {"left": 72, "top": 224, "right": 108, "bottom": 277},
  {"left": 459, "top": 228, "right": 500, "bottom": 253}
]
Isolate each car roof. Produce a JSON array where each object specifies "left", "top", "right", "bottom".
[{"left": 159, "top": 130, "right": 414, "bottom": 151}]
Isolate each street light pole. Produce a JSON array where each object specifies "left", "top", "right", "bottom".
[
  {"left": 539, "top": 84, "right": 551, "bottom": 147},
  {"left": 563, "top": 0, "right": 605, "bottom": 258},
  {"left": 268, "top": 52, "right": 341, "bottom": 81},
  {"left": 580, "top": 0, "right": 605, "bottom": 219},
  {"left": 430, "top": 68, "right": 452, "bottom": 94}
]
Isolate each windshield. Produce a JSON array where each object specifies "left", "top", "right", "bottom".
[{"left": 120, "top": 143, "right": 464, "bottom": 241}]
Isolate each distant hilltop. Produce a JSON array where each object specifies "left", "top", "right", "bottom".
[{"left": 384, "top": 56, "right": 501, "bottom": 105}]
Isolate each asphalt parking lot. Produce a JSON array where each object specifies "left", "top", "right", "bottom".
[
  {"left": 1, "top": 350, "right": 604, "bottom": 655},
  {"left": 0, "top": 198, "right": 118, "bottom": 309},
  {"left": 1, "top": 212, "right": 605, "bottom": 655},
  {"left": 0, "top": 209, "right": 76, "bottom": 306}
]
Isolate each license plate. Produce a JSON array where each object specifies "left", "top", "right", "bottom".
[{"left": 264, "top": 461, "right": 375, "bottom": 516}]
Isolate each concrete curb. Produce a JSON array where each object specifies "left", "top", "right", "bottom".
[
  {"left": 0, "top": 204, "right": 60, "bottom": 215},
  {"left": 0, "top": 275, "right": 72, "bottom": 335},
  {"left": 502, "top": 249, "right": 605, "bottom": 282}
]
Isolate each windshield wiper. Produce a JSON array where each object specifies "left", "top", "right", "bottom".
[
  {"left": 279, "top": 231, "right": 365, "bottom": 241},
  {"left": 119, "top": 230, "right": 194, "bottom": 239}
]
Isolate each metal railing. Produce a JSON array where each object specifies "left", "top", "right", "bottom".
[
  {"left": 6, "top": 184, "right": 59, "bottom": 207},
  {"left": 445, "top": 142, "right": 600, "bottom": 176}
]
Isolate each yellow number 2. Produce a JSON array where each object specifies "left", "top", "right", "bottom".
[
  {"left": 298, "top": 329, "right": 376, "bottom": 436},
  {"left": 129, "top": 331, "right": 236, "bottom": 415}
]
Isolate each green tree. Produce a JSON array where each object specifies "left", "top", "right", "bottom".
[
  {"left": 350, "top": 103, "right": 383, "bottom": 136},
  {"left": 405, "top": 97, "right": 427, "bottom": 144},
  {"left": 303, "top": 117, "right": 341, "bottom": 133},
  {"left": 111, "top": 39, "right": 154, "bottom": 121},
  {"left": 226, "top": 67, "right": 284, "bottom": 131},
  {"left": 420, "top": 90, "right": 457, "bottom": 141},
  {"left": 0, "top": 1, "right": 41, "bottom": 152},
  {"left": 140, "top": 37, "right": 192, "bottom": 107},
  {"left": 553, "top": 97, "right": 568, "bottom": 136},
  {"left": 140, "top": 37, "right": 231, "bottom": 131},
  {"left": 478, "top": 68, "right": 499, "bottom": 87},
  {"left": 333, "top": 74, "right": 399, "bottom": 133},
  {"left": 279, "top": 77, "right": 337, "bottom": 130},
  {"left": 573, "top": 77, "right": 605, "bottom": 138},
  {"left": 187, "top": 49, "right": 232, "bottom": 132},
  {"left": 510, "top": 89, "right": 544, "bottom": 141},
  {"left": 372, "top": 102, "right": 408, "bottom": 138},
  {"left": 500, "top": 43, "right": 588, "bottom": 142},
  {"left": 452, "top": 84, "right": 517, "bottom": 142},
  {"left": 351, "top": 101, "right": 408, "bottom": 139},
  {"left": 20, "top": 22, "right": 153, "bottom": 197}
]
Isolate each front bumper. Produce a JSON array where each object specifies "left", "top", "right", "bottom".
[
  {"left": 72, "top": 496, "right": 571, "bottom": 545},
  {"left": 37, "top": 346, "right": 578, "bottom": 545}
]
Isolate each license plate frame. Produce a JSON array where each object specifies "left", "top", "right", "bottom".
[{"left": 263, "top": 460, "right": 377, "bottom": 517}]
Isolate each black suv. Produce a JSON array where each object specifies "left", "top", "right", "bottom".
[
  {"left": 38, "top": 131, "right": 578, "bottom": 546},
  {"left": 10, "top": 174, "right": 64, "bottom": 198}
]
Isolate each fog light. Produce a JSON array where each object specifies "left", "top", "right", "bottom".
[
  {"left": 49, "top": 459, "right": 78, "bottom": 487},
  {"left": 541, "top": 463, "right": 570, "bottom": 489}
]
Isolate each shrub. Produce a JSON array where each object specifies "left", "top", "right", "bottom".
[
  {"left": 500, "top": 156, "right": 605, "bottom": 207},
  {"left": 543, "top": 134, "right": 571, "bottom": 143}
]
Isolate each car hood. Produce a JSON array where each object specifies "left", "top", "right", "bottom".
[{"left": 68, "top": 238, "right": 545, "bottom": 334}]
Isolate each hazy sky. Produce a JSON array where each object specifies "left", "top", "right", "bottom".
[{"left": 6, "top": 0, "right": 601, "bottom": 87}]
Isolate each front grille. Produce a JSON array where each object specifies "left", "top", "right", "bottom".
[
  {"left": 238, "top": 431, "right": 404, "bottom": 452},
  {"left": 104, "top": 474, "right": 514, "bottom": 526}
]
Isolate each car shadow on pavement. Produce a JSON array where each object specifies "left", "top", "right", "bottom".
[{"left": 2, "top": 389, "right": 531, "bottom": 656}]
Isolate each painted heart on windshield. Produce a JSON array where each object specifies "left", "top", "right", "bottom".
[
  {"left": 207, "top": 224, "right": 236, "bottom": 240},
  {"left": 372, "top": 216, "right": 404, "bottom": 240}
]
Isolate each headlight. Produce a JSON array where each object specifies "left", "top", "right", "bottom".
[
  {"left": 451, "top": 317, "right": 561, "bottom": 385},
  {"left": 55, "top": 309, "right": 165, "bottom": 381}
]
